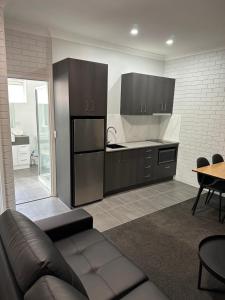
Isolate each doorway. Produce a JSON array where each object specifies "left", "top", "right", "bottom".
[{"left": 8, "top": 78, "right": 52, "bottom": 204}]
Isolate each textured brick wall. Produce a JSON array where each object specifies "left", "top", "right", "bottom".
[
  {"left": 0, "top": 5, "right": 15, "bottom": 210},
  {"left": 5, "top": 28, "right": 52, "bottom": 80},
  {"left": 165, "top": 50, "right": 225, "bottom": 186}
]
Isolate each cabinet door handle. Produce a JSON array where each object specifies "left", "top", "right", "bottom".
[
  {"left": 140, "top": 105, "right": 143, "bottom": 113},
  {"left": 144, "top": 104, "right": 147, "bottom": 112},
  {"left": 165, "top": 166, "right": 170, "bottom": 169},
  {"left": 164, "top": 103, "right": 167, "bottom": 111},
  {"left": 145, "top": 174, "right": 151, "bottom": 178},
  {"left": 145, "top": 149, "right": 152, "bottom": 153},
  {"left": 145, "top": 165, "right": 151, "bottom": 169},
  {"left": 146, "top": 156, "right": 152, "bottom": 159}
]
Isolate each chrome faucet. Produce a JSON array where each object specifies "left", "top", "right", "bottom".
[{"left": 107, "top": 126, "right": 117, "bottom": 145}]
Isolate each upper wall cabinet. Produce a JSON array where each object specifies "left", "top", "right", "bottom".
[
  {"left": 53, "top": 58, "right": 108, "bottom": 116},
  {"left": 120, "top": 73, "right": 175, "bottom": 115}
]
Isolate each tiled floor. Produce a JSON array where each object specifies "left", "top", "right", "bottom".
[
  {"left": 16, "top": 197, "right": 70, "bottom": 220},
  {"left": 14, "top": 165, "right": 50, "bottom": 204},
  {"left": 16, "top": 180, "right": 199, "bottom": 231},
  {"left": 84, "top": 180, "right": 199, "bottom": 231}
]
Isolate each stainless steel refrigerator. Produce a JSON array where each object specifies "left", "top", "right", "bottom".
[{"left": 73, "top": 118, "right": 105, "bottom": 206}]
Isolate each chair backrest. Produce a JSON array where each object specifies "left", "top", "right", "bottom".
[
  {"left": 212, "top": 154, "right": 224, "bottom": 164},
  {"left": 196, "top": 157, "right": 212, "bottom": 186}
]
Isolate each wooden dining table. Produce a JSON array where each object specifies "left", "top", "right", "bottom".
[
  {"left": 192, "top": 162, "right": 225, "bottom": 180},
  {"left": 192, "top": 162, "right": 225, "bottom": 221}
]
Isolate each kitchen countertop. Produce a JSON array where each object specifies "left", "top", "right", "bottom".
[{"left": 106, "top": 139, "right": 179, "bottom": 152}]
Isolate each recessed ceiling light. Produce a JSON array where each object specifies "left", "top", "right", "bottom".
[
  {"left": 130, "top": 26, "right": 138, "bottom": 36},
  {"left": 166, "top": 38, "right": 174, "bottom": 46}
]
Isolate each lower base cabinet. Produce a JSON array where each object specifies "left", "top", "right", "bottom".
[
  {"left": 154, "top": 162, "right": 177, "bottom": 180},
  {"left": 105, "top": 146, "right": 177, "bottom": 194},
  {"left": 105, "top": 148, "right": 157, "bottom": 193}
]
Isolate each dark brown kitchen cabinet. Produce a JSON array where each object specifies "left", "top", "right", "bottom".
[
  {"left": 105, "top": 145, "right": 178, "bottom": 195},
  {"left": 53, "top": 58, "right": 107, "bottom": 117},
  {"left": 120, "top": 73, "right": 175, "bottom": 115},
  {"left": 121, "top": 73, "right": 154, "bottom": 115},
  {"left": 136, "top": 148, "right": 157, "bottom": 184},
  {"left": 153, "top": 77, "right": 175, "bottom": 114},
  {"left": 105, "top": 148, "right": 157, "bottom": 194},
  {"left": 105, "top": 150, "right": 136, "bottom": 193}
]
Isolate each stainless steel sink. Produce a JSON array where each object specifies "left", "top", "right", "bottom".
[{"left": 107, "top": 144, "right": 126, "bottom": 149}]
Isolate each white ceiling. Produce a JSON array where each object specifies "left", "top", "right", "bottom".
[{"left": 4, "top": 0, "right": 225, "bottom": 59}]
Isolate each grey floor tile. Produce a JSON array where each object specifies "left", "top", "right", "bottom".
[
  {"left": 165, "top": 189, "right": 195, "bottom": 203},
  {"left": 107, "top": 207, "right": 131, "bottom": 223},
  {"left": 83, "top": 202, "right": 105, "bottom": 216},
  {"left": 16, "top": 197, "right": 70, "bottom": 221},
  {"left": 16, "top": 179, "right": 198, "bottom": 232},
  {"left": 118, "top": 190, "right": 145, "bottom": 204},
  {"left": 131, "top": 198, "right": 161, "bottom": 214},
  {"left": 14, "top": 165, "right": 50, "bottom": 204},
  {"left": 135, "top": 188, "right": 159, "bottom": 200},
  {"left": 93, "top": 211, "right": 122, "bottom": 232},
  {"left": 118, "top": 204, "right": 147, "bottom": 220},
  {"left": 98, "top": 196, "right": 124, "bottom": 210}
]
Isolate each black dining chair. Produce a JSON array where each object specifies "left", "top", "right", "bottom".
[
  {"left": 212, "top": 153, "right": 224, "bottom": 164},
  {"left": 192, "top": 157, "right": 225, "bottom": 222}
]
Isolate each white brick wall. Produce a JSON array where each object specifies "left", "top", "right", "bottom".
[
  {"left": 165, "top": 50, "right": 225, "bottom": 186},
  {"left": 5, "top": 29, "right": 52, "bottom": 80},
  {"left": 0, "top": 5, "right": 15, "bottom": 211}
]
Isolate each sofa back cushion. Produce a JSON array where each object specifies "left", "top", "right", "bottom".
[
  {"left": 0, "top": 210, "right": 87, "bottom": 296},
  {"left": 24, "top": 276, "right": 88, "bottom": 300}
]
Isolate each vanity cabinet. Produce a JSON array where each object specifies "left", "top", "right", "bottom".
[
  {"left": 12, "top": 145, "right": 30, "bottom": 170},
  {"left": 120, "top": 73, "right": 175, "bottom": 115}
]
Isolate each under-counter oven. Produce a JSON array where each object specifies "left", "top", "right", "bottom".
[{"left": 158, "top": 147, "right": 177, "bottom": 164}]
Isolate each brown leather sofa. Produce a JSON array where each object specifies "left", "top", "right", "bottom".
[{"left": 0, "top": 209, "right": 168, "bottom": 300}]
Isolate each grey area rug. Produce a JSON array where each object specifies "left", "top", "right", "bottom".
[{"left": 104, "top": 196, "right": 225, "bottom": 300}]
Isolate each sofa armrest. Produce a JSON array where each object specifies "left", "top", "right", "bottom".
[{"left": 35, "top": 209, "right": 93, "bottom": 241}]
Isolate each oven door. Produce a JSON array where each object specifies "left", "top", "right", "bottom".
[{"left": 158, "top": 147, "right": 177, "bottom": 164}]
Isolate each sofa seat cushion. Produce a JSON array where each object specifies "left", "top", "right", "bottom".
[
  {"left": 25, "top": 276, "right": 88, "bottom": 300},
  {"left": 0, "top": 210, "right": 86, "bottom": 295},
  {"left": 121, "top": 281, "right": 168, "bottom": 300},
  {"left": 54, "top": 229, "right": 147, "bottom": 300}
]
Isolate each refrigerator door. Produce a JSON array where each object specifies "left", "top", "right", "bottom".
[
  {"left": 73, "top": 151, "right": 104, "bottom": 206},
  {"left": 73, "top": 118, "right": 105, "bottom": 152}
]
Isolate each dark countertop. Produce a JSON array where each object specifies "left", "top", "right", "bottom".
[{"left": 12, "top": 135, "right": 30, "bottom": 145}]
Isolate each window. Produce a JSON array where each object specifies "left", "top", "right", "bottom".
[{"left": 8, "top": 79, "right": 27, "bottom": 103}]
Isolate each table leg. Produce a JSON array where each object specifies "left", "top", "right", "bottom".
[{"left": 198, "top": 262, "right": 202, "bottom": 290}]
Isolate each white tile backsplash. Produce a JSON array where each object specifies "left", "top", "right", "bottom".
[{"left": 107, "top": 114, "right": 160, "bottom": 144}]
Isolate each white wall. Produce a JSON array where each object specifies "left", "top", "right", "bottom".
[
  {"left": 164, "top": 49, "right": 225, "bottom": 186},
  {"left": 52, "top": 38, "right": 164, "bottom": 142}
]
